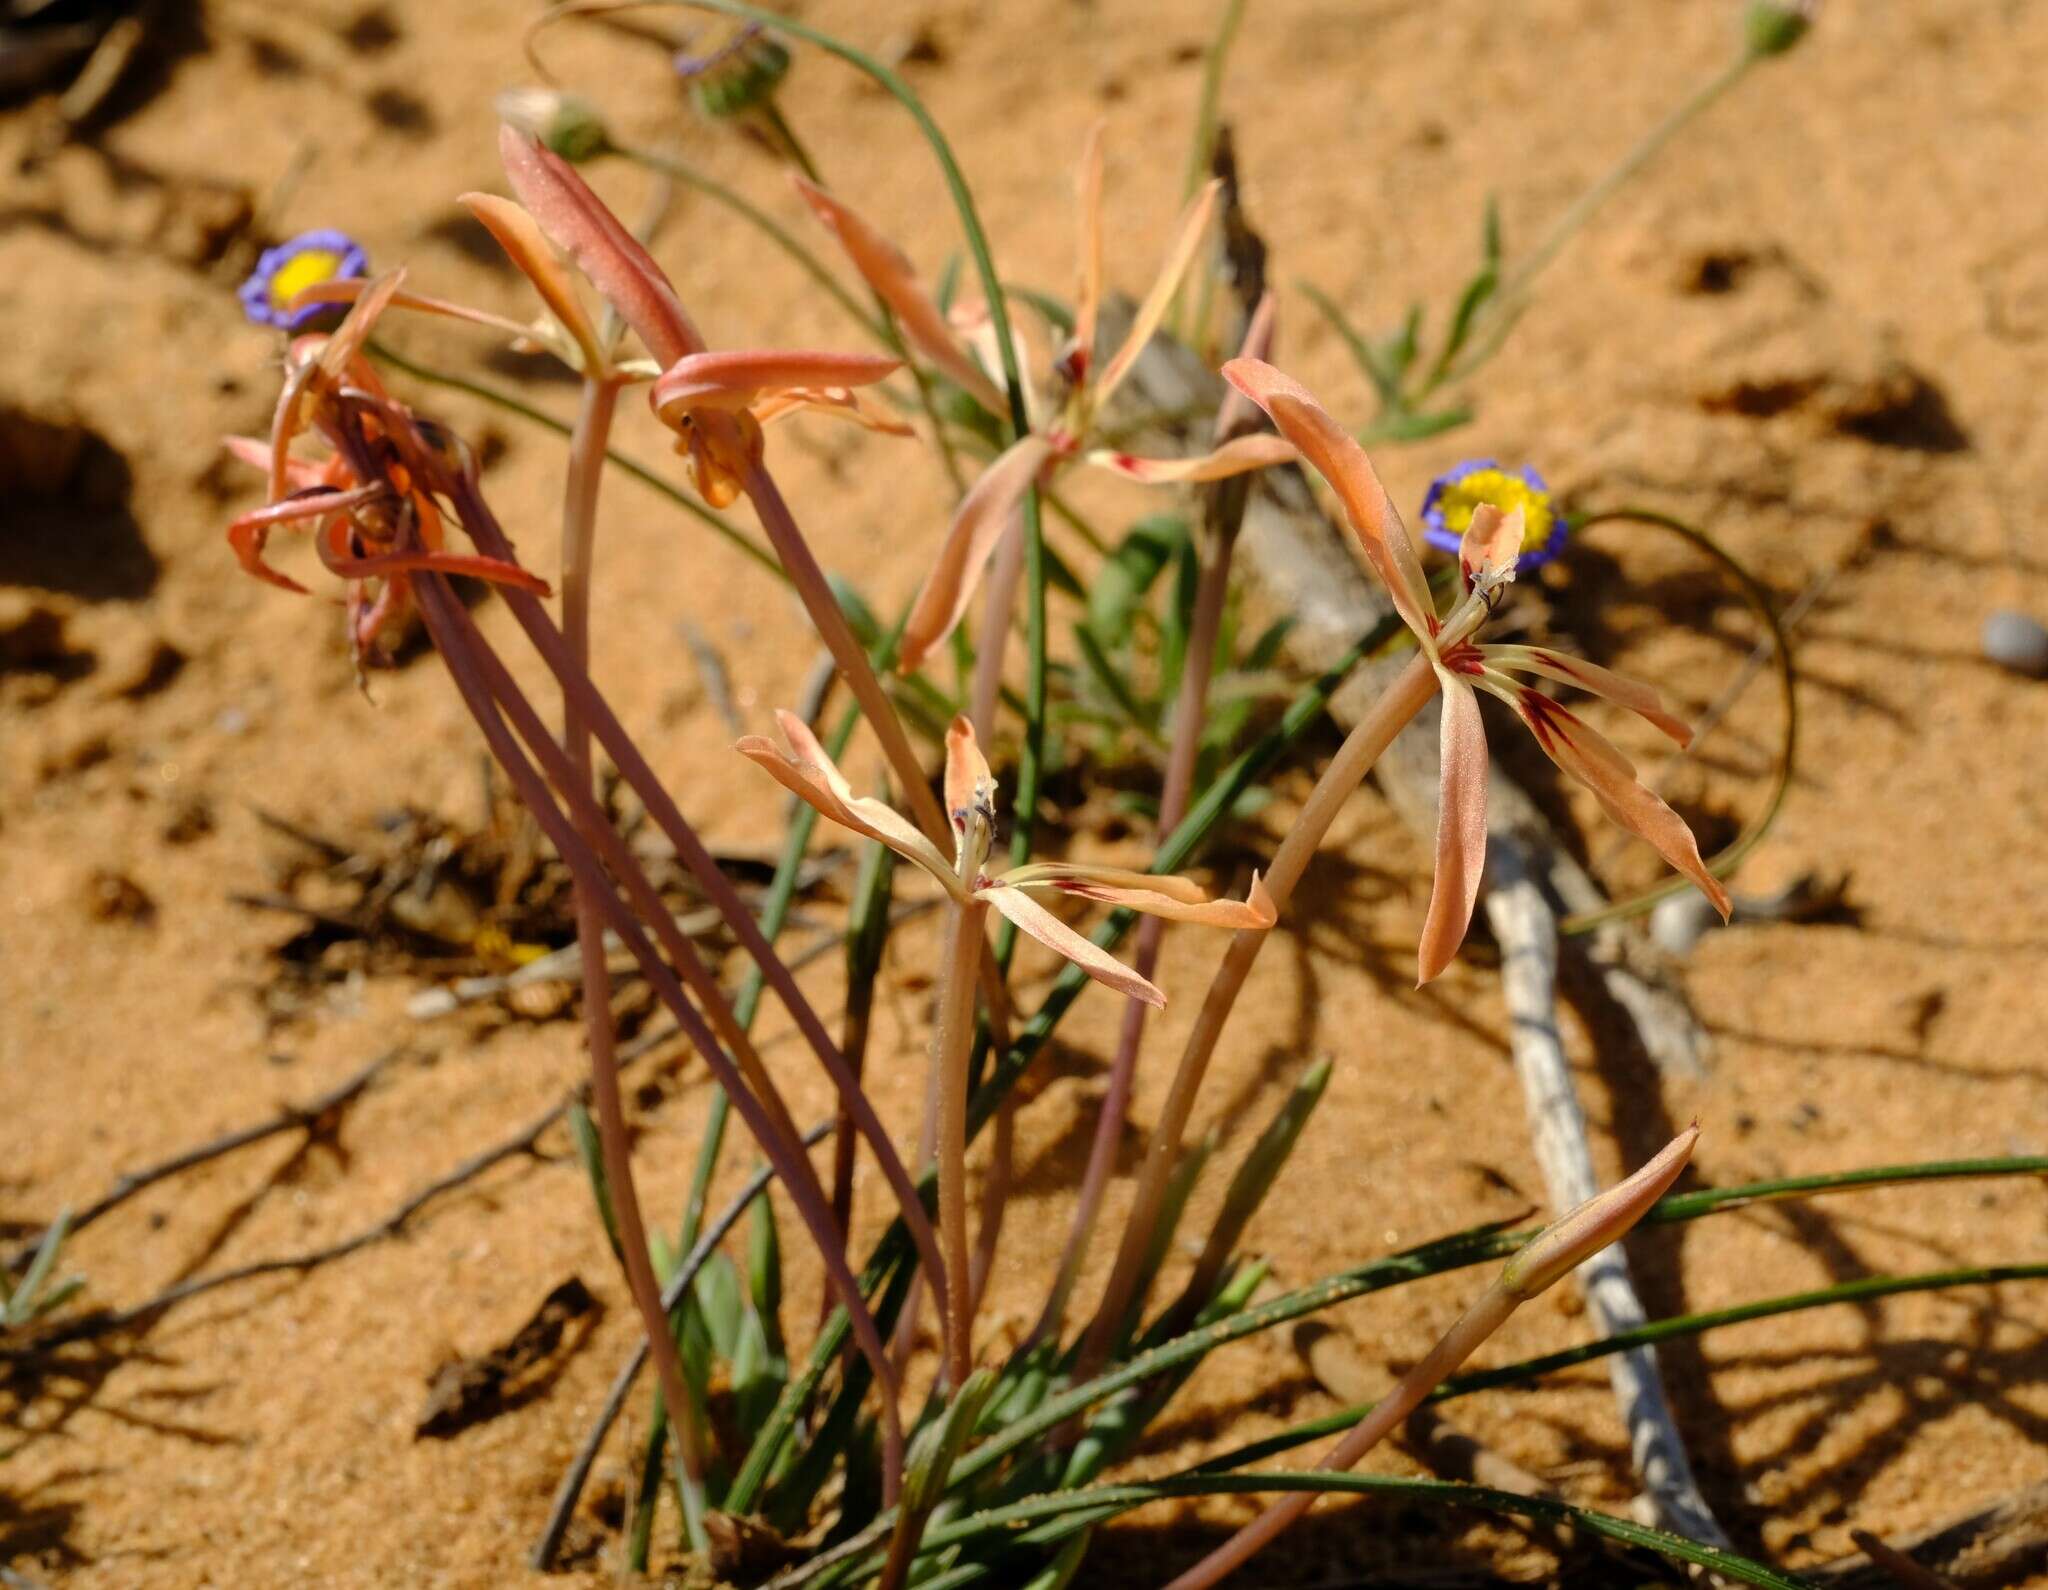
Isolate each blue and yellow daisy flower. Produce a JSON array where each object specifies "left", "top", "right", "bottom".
[
  {"left": 1420, "top": 459, "right": 1566, "bottom": 568},
  {"left": 238, "top": 230, "right": 370, "bottom": 333}
]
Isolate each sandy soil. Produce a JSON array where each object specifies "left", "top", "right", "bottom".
[{"left": 4, "top": 1, "right": 2047, "bottom": 1585}]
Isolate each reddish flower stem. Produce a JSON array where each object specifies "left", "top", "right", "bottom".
[
  {"left": 932, "top": 897, "right": 990, "bottom": 1388},
  {"left": 442, "top": 475, "right": 953, "bottom": 1332},
  {"left": 1078, "top": 650, "right": 1438, "bottom": 1375},
  {"left": 1036, "top": 507, "right": 1240, "bottom": 1345},
  {"left": 411, "top": 573, "right": 909, "bottom": 1496},
  {"left": 557, "top": 375, "right": 717, "bottom": 1516}
]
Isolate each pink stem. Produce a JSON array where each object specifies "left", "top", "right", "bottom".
[
  {"left": 1078, "top": 651, "right": 1439, "bottom": 1378},
  {"left": 413, "top": 574, "right": 909, "bottom": 1494},
  {"left": 1161, "top": 1283, "right": 1520, "bottom": 1590},
  {"left": 444, "top": 476, "right": 953, "bottom": 1332},
  {"left": 1035, "top": 508, "right": 1238, "bottom": 1344},
  {"left": 741, "top": 461, "right": 952, "bottom": 848}
]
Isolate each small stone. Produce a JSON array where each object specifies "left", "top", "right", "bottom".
[
  {"left": 1982, "top": 609, "right": 2048, "bottom": 678},
  {"left": 1650, "top": 891, "right": 1722, "bottom": 956}
]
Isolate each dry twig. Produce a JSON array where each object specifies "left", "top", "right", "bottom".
[{"left": 5, "top": 1048, "right": 404, "bottom": 1276}]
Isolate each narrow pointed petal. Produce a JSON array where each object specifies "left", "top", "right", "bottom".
[
  {"left": 1082, "top": 433, "right": 1295, "bottom": 485},
  {"left": 1002, "top": 864, "right": 1277, "bottom": 930},
  {"left": 318, "top": 543, "right": 554, "bottom": 595},
  {"left": 792, "top": 174, "right": 1007, "bottom": 414},
  {"left": 498, "top": 126, "right": 704, "bottom": 367},
  {"left": 748, "top": 384, "right": 915, "bottom": 437},
  {"left": 315, "top": 267, "right": 405, "bottom": 384},
  {"left": 900, "top": 434, "right": 1056, "bottom": 673},
  {"left": 735, "top": 710, "right": 957, "bottom": 885},
  {"left": 976, "top": 883, "right": 1165, "bottom": 1007},
  {"left": 1221, "top": 358, "right": 1436, "bottom": 642},
  {"left": 1483, "top": 645, "right": 1693, "bottom": 746},
  {"left": 950, "top": 297, "right": 1040, "bottom": 429},
  {"left": 290, "top": 275, "right": 543, "bottom": 347},
  {"left": 1501, "top": 1124, "right": 1699, "bottom": 1297},
  {"left": 459, "top": 191, "right": 607, "bottom": 373},
  {"left": 1512, "top": 690, "right": 1731, "bottom": 919},
  {"left": 1417, "top": 678, "right": 1490, "bottom": 985},
  {"left": 224, "top": 435, "right": 330, "bottom": 490},
  {"left": 1071, "top": 122, "right": 1105, "bottom": 378},
  {"left": 1458, "top": 502, "right": 1524, "bottom": 591},
  {"left": 652, "top": 348, "right": 900, "bottom": 420},
  {"left": 1213, "top": 289, "right": 1279, "bottom": 437},
  {"left": 1095, "top": 178, "right": 1221, "bottom": 407},
  {"left": 944, "top": 714, "right": 995, "bottom": 830}
]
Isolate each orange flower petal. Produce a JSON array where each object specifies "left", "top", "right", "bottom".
[
  {"left": 1071, "top": 122, "right": 1105, "bottom": 380},
  {"left": 749, "top": 384, "right": 915, "bottom": 437},
  {"left": 498, "top": 126, "right": 704, "bottom": 368},
  {"left": 1416, "top": 678, "right": 1490, "bottom": 985},
  {"left": 1081, "top": 433, "right": 1295, "bottom": 485},
  {"left": 735, "top": 710, "right": 956, "bottom": 885},
  {"left": 976, "top": 883, "right": 1165, "bottom": 1007},
  {"left": 792, "top": 174, "right": 1007, "bottom": 415},
  {"left": 943, "top": 714, "right": 995, "bottom": 836},
  {"left": 291, "top": 275, "right": 541, "bottom": 348},
  {"left": 900, "top": 434, "right": 1057, "bottom": 673},
  {"left": 1510, "top": 688, "right": 1731, "bottom": 919},
  {"left": 1221, "top": 358, "right": 1436, "bottom": 643},
  {"left": 1484, "top": 645, "right": 1693, "bottom": 747},
  {"left": 1458, "top": 502, "right": 1524, "bottom": 591},
  {"left": 314, "top": 267, "right": 405, "bottom": 385},
  {"left": 1214, "top": 289, "right": 1279, "bottom": 437},
  {"left": 1095, "top": 178, "right": 1221, "bottom": 407},
  {"left": 1003, "top": 864, "right": 1277, "bottom": 930},
  {"left": 652, "top": 348, "right": 901, "bottom": 421},
  {"left": 459, "top": 191, "right": 607, "bottom": 373}
]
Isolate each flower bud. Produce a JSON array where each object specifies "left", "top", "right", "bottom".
[
  {"left": 674, "top": 24, "right": 792, "bottom": 121},
  {"left": 495, "top": 87, "right": 610, "bottom": 164},
  {"left": 1745, "top": 0, "right": 1815, "bottom": 58},
  {"left": 1499, "top": 1124, "right": 1698, "bottom": 1298}
]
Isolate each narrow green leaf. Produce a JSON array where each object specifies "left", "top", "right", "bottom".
[
  {"left": 565, "top": 1105, "right": 621, "bottom": 1261},
  {"left": 1298, "top": 280, "right": 1400, "bottom": 407}
]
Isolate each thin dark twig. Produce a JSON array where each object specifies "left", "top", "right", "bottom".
[
  {"left": 6, "top": 1099, "right": 563, "bottom": 1355},
  {"left": 5, "top": 1049, "right": 404, "bottom": 1277},
  {"left": 530, "top": 1120, "right": 832, "bottom": 1571}
]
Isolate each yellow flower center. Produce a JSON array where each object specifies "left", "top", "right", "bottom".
[
  {"left": 1437, "top": 468, "right": 1556, "bottom": 554},
  {"left": 268, "top": 249, "right": 349, "bottom": 308}
]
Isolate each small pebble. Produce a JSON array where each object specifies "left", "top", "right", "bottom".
[
  {"left": 1982, "top": 609, "right": 2048, "bottom": 678},
  {"left": 1650, "top": 892, "right": 1722, "bottom": 957}
]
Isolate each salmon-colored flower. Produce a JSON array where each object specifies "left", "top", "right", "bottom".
[
  {"left": 224, "top": 271, "right": 549, "bottom": 664},
  {"left": 1221, "top": 358, "right": 1731, "bottom": 985},
  {"left": 448, "top": 128, "right": 910, "bottom": 508},
  {"left": 795, "top": 129, "right": 1297, "bottom": 671},
  {"left": 737, "top": 712, "right": 1274, "bottom": 1005}
]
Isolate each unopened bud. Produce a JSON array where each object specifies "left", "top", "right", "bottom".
[
  {"left": 675, "top": 24, "right": 792, "bottom": 121},
  {"left": 495, "top": 87, "right": 610, "bottom": 164},
  {"left": 1499, "top": 1124, "right": 1698, "bottom": 1298},
  {"left": 1745, "top": 0, "right": 1815, "bottom": 58}
]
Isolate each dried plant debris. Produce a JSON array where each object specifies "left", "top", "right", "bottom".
[
  {"left": 416, "top": 1277, "right": 601, "bottom": 1439},
  {"left": 236, "top": 778, "right": 803, "bottom": 1027}
]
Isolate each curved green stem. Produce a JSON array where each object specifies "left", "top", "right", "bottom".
[
  {"left": 1202, "top": 1260, "right": 2048, "bottom": 1474},
  {"left": 1436, "top": 48, "right": 1761, "bottom": 393},
  {"left": 1562, "top": 506, "right": 1797, "bottom": 932},
  {"left": 896, "top": 1472, "right": 1812, "bottom": 1590}
]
